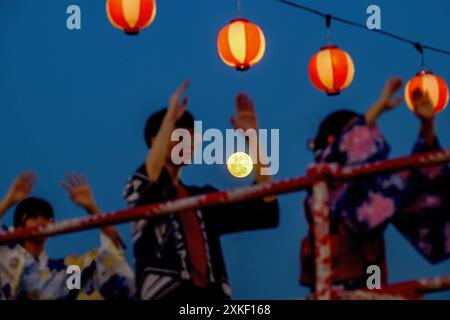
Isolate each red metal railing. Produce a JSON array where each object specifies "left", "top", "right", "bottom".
[
  {"left": 320, "top": 274, "right": 450, "bottom": 300},
  {"left": 1, "top": 148, "right": 450, "bottom": 299}
]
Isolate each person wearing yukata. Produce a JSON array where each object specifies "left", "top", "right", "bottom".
[
  {"left": 0, "top": 172, "right": 135, "bottom": 300},
  {"left": 300, "top": 77, "right": 450, "bottom": 291},
  {"left": 124, "top": 80, "right": 279, "bottom": 301}
]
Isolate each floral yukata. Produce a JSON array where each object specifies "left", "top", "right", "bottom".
[
  {"left": 0, "top": 227, "right": 135, "bottom": 300},
  {"left": 300, "top": 115, "right": 450, "bottom": 289}
]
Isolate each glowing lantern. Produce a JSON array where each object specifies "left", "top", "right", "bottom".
[
  {"left": 106, "top": 0, "right": 156, "bottom": 35},
  {"left": 217, "top": 18, "right": 266, "bottom": 71},
  {"left": 308, "top": 45, "right": 355, "bottom": 96},
  {"left": 227, "top": 152, "right": 253, "bottom": 178},
  {"left": 405, "top": 70, "right": 449, "bottom": 113}
]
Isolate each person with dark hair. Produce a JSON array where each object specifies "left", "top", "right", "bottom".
[
  {"left": 144, "top": 108, "right": 195, "bottom": 148},
  {"left": 300, "top": 77, "right": 450, "bottom": 292},
  {"left": 307, "top": 110, "right": 359, "bottom": 153},
  {"left": 0, "top": 172, "right": 135, "bottom": 300},
  {"left": 124, "top": 81, "right": 279, "bottom": 301}
]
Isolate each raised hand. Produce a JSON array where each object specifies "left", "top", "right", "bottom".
[
  {"left": 62, "top": 173, "right": 125, "bottom": 248},
  {"left": 412, "top": 88, "right": 436, "bottom": 148},
  {"left": 145, "top": 80, "right": 190, "bottom": 182},
  {"left": 366, "top": 77, "right": 404, "bottom": 125},
  {"left": 411, "top": 88, "right": 435, "bottom": 122},
  {"left": 61, "top": 173, "right": 99, "bottom": 214},
  {"left": 3, "top": 172, "right": 35, "bottom": 207},
  {"left": 378, "top": 77, "right": 404, "bottom": 111},
  {"left": 230, "top": 93, "right": 259, "bottom": 132},
  {"left": 166, "top": 80, "right": 190, "bottom": 124}
]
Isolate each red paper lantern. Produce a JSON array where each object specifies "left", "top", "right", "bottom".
[
  {"left": 308, "top": 45, "right": 355, "bottom": 95},
  {"left": 405, "top": 70, "right": 449, "bottom": 113},
  {"left": 217, "top": 18, "right": 266, "bottom": 71},
  {"left": 106, "top": 0, "right": 156, "bottom": 35}
]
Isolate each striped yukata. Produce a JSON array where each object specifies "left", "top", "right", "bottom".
[{"left": 124, "top": 165, "right": 279, "bottom": 301}]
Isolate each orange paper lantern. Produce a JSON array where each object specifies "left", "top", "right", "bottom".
[
  {"left": 217, "top": 18, "right": 266, "bottom": 71},
  {"left": 106, "top": 0, "right": 156, "bottom": 35},
  {"left": 308, "top": 45, "right": 355, "bottom": 96},
  {"left": 405, "top": 70, "right": 449, "bottom": 113}
]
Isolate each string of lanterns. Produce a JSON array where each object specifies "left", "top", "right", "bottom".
[
  {"left": 105, "top": 0, "right": 449, "bottom": 113},
  {"left": 278, "top": 0, "right": 449, "bottom": 112}
]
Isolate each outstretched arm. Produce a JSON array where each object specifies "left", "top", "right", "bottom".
[
  {"left": 365, "top": 77, "right": 404, "bottom": 126},
  {"left": 145, "top": 80, "right": 190, "bottom": 182},
  {"left": 390, "top": 89, "right": 450, "bottom": 263},
  {"left": 62, "top": 173, "right": 124, "bottom": 248},
  {"left": 411, "top": 88, "right": 436, "bottom": 148},
  {"left": 0, "top": 172, "right": 35, "bottom": 220}
]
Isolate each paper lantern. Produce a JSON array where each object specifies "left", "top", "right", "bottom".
[
  {"left": 106, "top": 0, "right": 156, "bottom": 35},
  {"left": 405, "top": 70, "right": 449, "bottom": 113},
  {"left": 217, "top": 18, "right": 266, "bottom": 71},
  {"left": 308, "top": 45, "right": 355, "bottom": 96}
]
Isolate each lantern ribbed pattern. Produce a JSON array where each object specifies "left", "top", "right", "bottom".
[
  {"left": 405, "top": 70, "right": 449, "bottom": 113},
  {"left": 107, "top": 0, "right": 156, "bottom": 35},
  {"left": 308, "top": 45, "right": 355, "bottom": 95},
  {"left": 217, "top": 18, "right": 266, "bottom": 71}
]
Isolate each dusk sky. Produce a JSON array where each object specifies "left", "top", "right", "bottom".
[{"left": 1, "top": 0, "right": 449, "bottom": 299}]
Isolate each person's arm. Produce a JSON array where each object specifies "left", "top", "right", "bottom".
[
  {"left": 146, "top": 80, "right": 190, "bottom": 182},
  {"left": 201, "top": 185, "right": 279, "bottom": 235},
  {"left": 230, "top": 93, "right": 276, "bottom": 202},
  {"left": 61, "top": 173, "right": 124, "bottom": 248},
  {"left": 0, "top": 172, "right": 35, "bottom": 220},
  {"left": 409, "top": 88, "right": 448, "bottom": 184},
  {"left": 411, "top": 88, "right": 437, "bottom": 149},
  {"left": 365, "top": 77, "right": 403, "bottom": 126},
  {"left": 389, "top": 89, "right": 450, "bottom": 263}
]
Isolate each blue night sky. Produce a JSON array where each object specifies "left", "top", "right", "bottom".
[{"left": 1, "top": 0, "right": 449, "bottom": 299}]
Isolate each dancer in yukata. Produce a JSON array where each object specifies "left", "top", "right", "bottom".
[
  {"left": 0, "top": 172, "right": 135, "bottom": 299},
  {"left": 124, "top": 81, "right": 279, "bottom": 301},
  {"left": 300, "top": 77, "right": 450, "bottom": 291}
]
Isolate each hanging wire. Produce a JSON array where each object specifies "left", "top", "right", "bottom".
[{"left": 277, "top": 0, "right": 450, "bottom": 58}]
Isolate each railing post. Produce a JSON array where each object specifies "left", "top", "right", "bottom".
[{"left": 309, "top": 165, "right": 334, "bottom": 300}]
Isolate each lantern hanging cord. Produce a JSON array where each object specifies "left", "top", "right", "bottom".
[
  {"left": 325, "top": 14, "right": 331, "bottom": 29},
  {"left": 414, "top": 42, "right": 426, "bottom": 68},
  {"left": 325, "top": 14, "right": 332, "bottom": 44},
  {"left": 237, "top": 0, "right": 242, "bottom": 17},
  {"left": 277, "top": 0, "right": 450, "bottom": 57}
]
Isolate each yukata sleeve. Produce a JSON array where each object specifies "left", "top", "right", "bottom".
[
  {"left": 322, "top": 115, "right": 390, "bottom": 165},
  {"left": 18, "top": 233, "right": 134, "bottom": 300},
  {"left": 0, "top": 225, "right": 25, "bottom": 300},
  {"left": 324, "top": 116, "right": 420, "bottom": 233},
  {"left": 124, "top": 166, "right": 175, "bottom": 208},
  {"left": 392, "top": 137, "right": 450, "bottom": 263},
  {"left": 124, "top": 167, "right": 185, "bottom": 300},
  {"left": 63, "top": 233, "right": 135, "bottom": 300},
  {"left": 123, "top": 166, "right": 175, "bottom": 251}
]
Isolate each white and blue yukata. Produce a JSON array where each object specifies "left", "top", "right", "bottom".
[{"left": 0, "top": 226, "right": 135, "bottom": 300}]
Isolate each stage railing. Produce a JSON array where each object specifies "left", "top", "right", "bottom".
[{"left": 1, "top": 148, "right": 450, "bottom": 300}]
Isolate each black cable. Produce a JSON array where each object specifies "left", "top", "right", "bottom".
[{"left": 277, "top": 0, "right": 450, "bottom": 57}]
